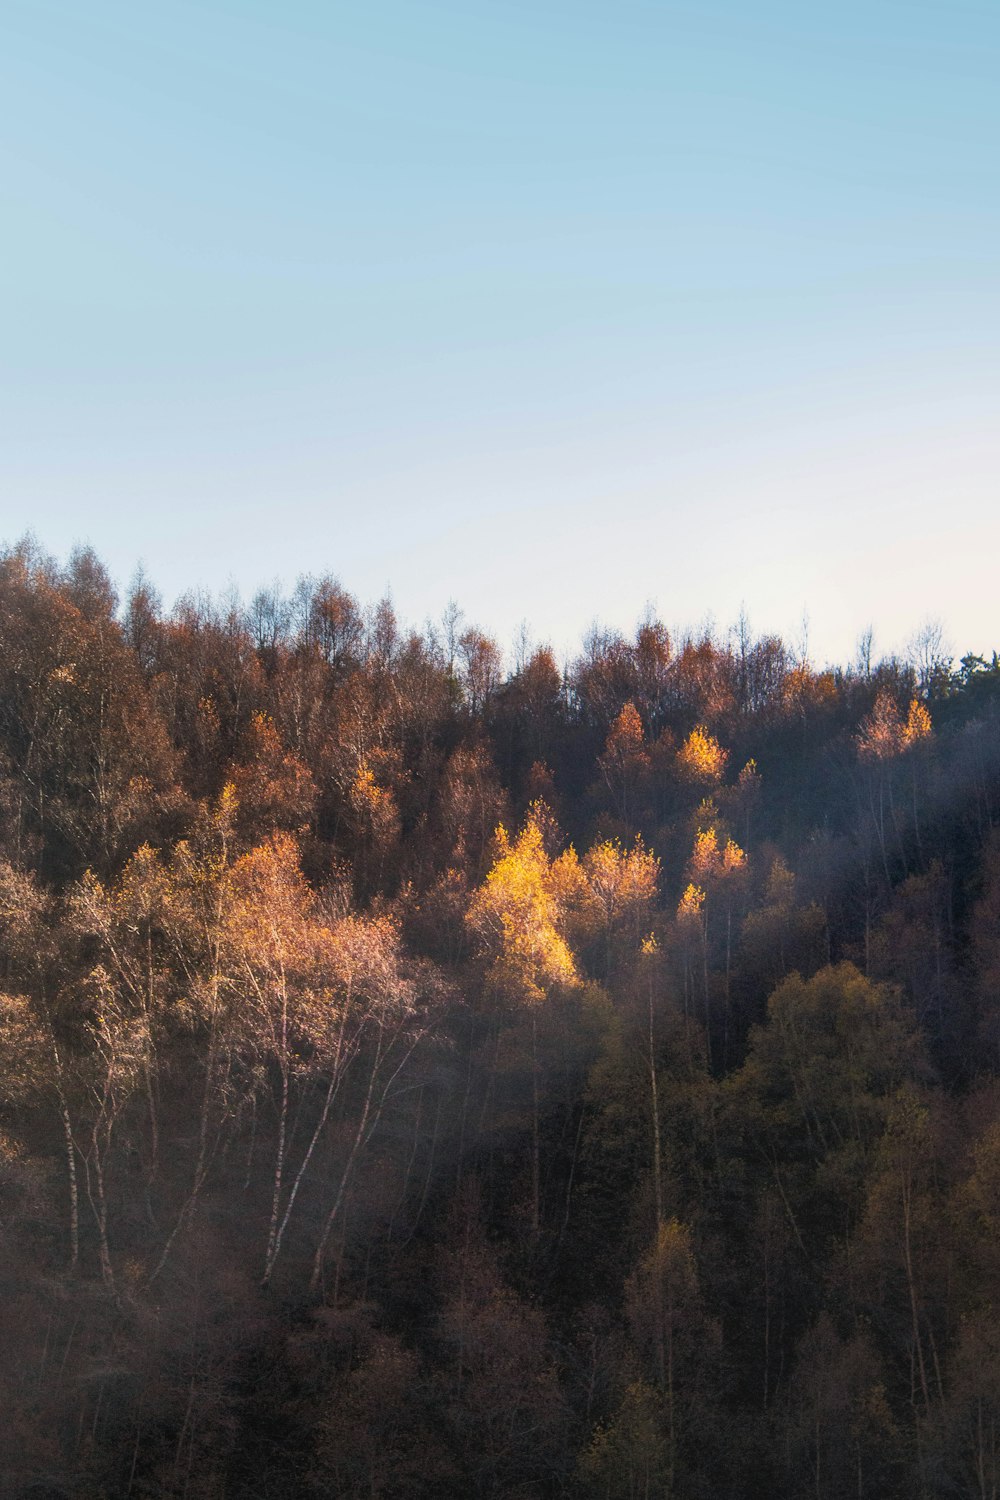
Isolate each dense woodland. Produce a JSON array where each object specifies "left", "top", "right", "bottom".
[{"left": 2, "top": 537, "right": 1000, "bottom": 1498}]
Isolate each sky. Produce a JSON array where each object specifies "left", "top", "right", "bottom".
[{"left": 1, "top": 0, "right": 997, "bottom": 669}]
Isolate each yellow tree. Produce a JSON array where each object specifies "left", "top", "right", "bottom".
[
  {"left": 583, "top": 838, "right": 660, "bottom": 953},
  {"left": 676, "top": 725, "right": 728, "bottom": 788},
  {"left": 903, "top": 698, "right": 933, "bottom": 862},
  {"left": 347, "top": 756, "right": 402, "bottom": 894},
  {"left": 556, "top": 836, "right": 660, "bottom": 977},
  {"left": 466, "top": 803, "right": 579, "bottom": 1236},
  {"left": 466, "top": 805, "right": 577, "bottom": 1004}
]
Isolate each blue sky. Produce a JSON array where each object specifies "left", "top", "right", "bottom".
[{"left": 2, "top": 0, "right": 997, "bottom": 667}]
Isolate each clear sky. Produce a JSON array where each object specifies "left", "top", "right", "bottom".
[{"left": 2, "top": 0, "right": 997, "bottom": 668}]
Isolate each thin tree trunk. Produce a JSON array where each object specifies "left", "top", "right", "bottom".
[
  {"left": 309, "top": 1025, "right": 421, "bottom": 1292},
  {"left": 263, "top": 978, "right": 290, "bottom": 1281},
  {"left": 405, "top": 1089, "right": 442, "bottom": 1245},
  {"left": 309, "top": 1036, "right": 384, "bottom": 1294},
  {"left": 263, "top": 1056, "right": 349, "bottom": 1286},
  {"left": 556, "top": 1105, "right": 585, "bottom": 1254},
  {"left": 57, "top": 1084, "right": 79, "bottom": 1271},
  {"left": 149, "top": 1017, "right": 219, "bottom": 1285},
  {"left": 388, "top": 1083, "right": 423, "bottom": 1240},
  {"left": 901, "top": 1169, "right": 931, "bottom": 1415}
]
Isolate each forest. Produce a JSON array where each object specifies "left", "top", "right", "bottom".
[{"left": 2, "top": 536, "right": 1000, "bottom": 1499}]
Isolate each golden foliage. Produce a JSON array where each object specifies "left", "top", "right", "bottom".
[
  {"left": 582, "top": 837, "right": 660, "bottom": 928},
  {"left": 689, "top": 828, "right": 720, "bottom": 884},
  {"left": 677, "top": 883, "right": 706, "bottom": 927},
  {"left": 348, "top": 756, "right": 402, "bottom": 865},
  {"left": 351, "top": 761, "right": 383, "bottom": 812},
  {"left": 722, "top": 837, "right": 746, "bottom": 874},
  {"left": 547, "top": 844, "right": 591, "bottom": 915},
  {"left": 676, "top": 725, "right": 728, "bottom": 784},
  {"left": 466, "top": 804, "right": 578, "bottom": 1002},
  {"left": 687, "top": 826, "right": 747, "bottom": 887},
  {"left": 904, "top": 697, "right": 932, "bottom": 746}
]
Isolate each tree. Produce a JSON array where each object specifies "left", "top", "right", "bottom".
[
  {"left": 850, "top": 1088, "right": 948, "bottom": 1436},
  {"left": 685, "top": 824, "right": 747, "bottom": 1062},
  {"left": 855, "top": 691, "right": 933, "bottom": 884},
  {"left": 784, "top": 1314, "right": 903, "bottom": 1499},
  {"left": 563, "top": 836, "right": 660, "bottom": 977},
  {"left": 466, "top": 804, "right": 580, "bottom": 1236},
  {"left": 621, "top": 1218, "right": 721, "bottom": 1495},
  {"left": 466, "top": 804, "right": 578, "bottom": 1006},
  {"left": 457, "top": 627, "right": 502, "bottom": 717},
  {"left": 307, "top": 911, "right": 427, "bottom": 1293},
  {"left": 579, "top": 1380, "right": 671, "bottom": 1499},
  {"left": 676, "top": 725, "right": 729, "bottom": 795},
  {"left": 436, "top": 1186, "right": 569, "bottom": 1495},
  {"left": 0, "top": 542, "right": 179, "bottom": 877},
  {"left": 598, "top": 702, "right": 651, "bottom": 827},
  {"left": 228, "top": 712, "right": 317, "bottom": 842}
]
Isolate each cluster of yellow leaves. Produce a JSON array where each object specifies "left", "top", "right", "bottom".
[
  {"left": 676, "top": 883, "right": 705, "bottom": 928},
  {"left": 676, "top": 725, "right": 729, "bottom": 784},
  {"left": 351, "top": 761, "right": 382, "bottom": 812},
  {"left": 580, "top": 837, "right": 660, "bottom": 932},
  {"left": 466, "top": 805, "right": 578, "bottom": 1003},
  {"left": 676, "top": 824, "right": 747, "bottom": 934},
  {"left": 857, "top": 693, "right": 933, "bottom": 762},
  {"left": 467, "top": 803, "right": 665, "bottom": 995},
  {"left": 347, "top": 756, "right": 402, "bottom": 867},
  {"left": 228, "top": 832, "right": 314, "bottom": 959},
  {"left": 687, "top": 826, "right": 746, "bottom": 885},
  {"left": 906, "top": 698, "right": 933, "bottom": 744}
]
